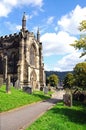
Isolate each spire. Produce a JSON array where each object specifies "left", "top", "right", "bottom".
[
  {"left": 22, "top": 12, "right": 26, "bottom": 31},
  {"left": 37, "top": 27, "right": 40, "bottom": 42}
]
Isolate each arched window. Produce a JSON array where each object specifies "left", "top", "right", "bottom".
[{"left": 30, "top": 45, "right": 36, "bottom": 66}]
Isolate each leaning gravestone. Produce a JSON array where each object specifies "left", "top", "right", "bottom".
[{"left": 63, "top": 93, "right": 72, "bottom": 107}]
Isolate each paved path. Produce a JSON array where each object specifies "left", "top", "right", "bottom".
[{"left": 0, "top": 90, "right": 65, "bottom": 130}]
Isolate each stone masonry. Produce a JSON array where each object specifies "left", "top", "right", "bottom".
[{"left": 0, "top": 13, "right": 45, "bottom": 90}]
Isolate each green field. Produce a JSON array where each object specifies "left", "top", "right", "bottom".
[
  {"left": 0, "top": 85, "right": 51, "bottom": 112},
  {"left": 27, "top": 101, "right": 86, "bottom": 130}
]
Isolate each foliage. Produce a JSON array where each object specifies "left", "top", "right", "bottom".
[
  {"left": 47, "top": 74, "right": 59, "bottom": 87},
  {"left": 26, "top": 102, "right": 86, "bottom": 130},
  {"left": 63, "top": 73, "right": 74, "bottom": 89},
  {"left": 73, "top": 62, "right": 86, "bottom": 89},
  {"left": 71, "top": 20, "right": 86, "bottom": 58},
  {"left": 79, "top": 20, "right": 86, "bottom": 31},
  {"left": 45, "top": 71, "right": 73, "bottom": 81},
  {"left": 0, "top": 86, "right": 51, "bottom": 112}
]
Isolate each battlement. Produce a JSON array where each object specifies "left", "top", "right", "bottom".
[
  {"left": 0, "top": 32, "right": 20, "bottom": 42},
  {"left": 0, "top": 30, "right": 38, "bottom": 42}
]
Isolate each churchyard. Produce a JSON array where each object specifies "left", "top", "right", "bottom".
[
  {"left": 0, "top": 85, "right": 52, "bottom": 112},
  {"left": 26, "top": 101, "right": 86, "bottom": 130}
]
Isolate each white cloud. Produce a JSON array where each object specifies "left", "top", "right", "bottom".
[
  {"left": 41, "top": 31, "right": 77, "bottom": 56},
  {"left": 0, "top": 0, "right": 43, "bottom": 17},
  {"left": 0, "top": 2, "right": 11, "bottom": 17},
  {"left": 58, "top": 5, "right": 86, "bottom": 35},
  {"left": 54, "top": 51, "right": 86, "bottom": 71},
  {"left": 18, "top": 0, "right": 43, "bottom": 7},
  {"left": 47, "top": 16, "right": 54, "bottom": 24},
  {"left": 41, "top": 5, "right": 86, "bottom": 71},
  {"left": 5, "top": 21, "right": 22, "bottom": 33},
  {"left": 16, "top": 25, "right": 22, "bottom": 31}
]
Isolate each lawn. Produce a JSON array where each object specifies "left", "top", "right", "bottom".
[
  {"left": 26, "top": 101, "right": 86, "bottom": 130},
  {"left": 0, "top": 85, "right": 51, "bottom": 112}
]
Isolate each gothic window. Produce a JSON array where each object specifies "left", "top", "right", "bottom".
[{"left": 30, "top": 45, "right": 36, "bottom": 66}]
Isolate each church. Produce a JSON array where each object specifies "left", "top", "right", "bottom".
[{"left": 0, "top": 13, "right": 45, "bottom": 90}]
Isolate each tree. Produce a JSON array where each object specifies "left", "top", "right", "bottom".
[
  {"left": 73, "top": 62, "right": 86, "bottom": 89},
  {"left": 63, "top": 73, "right": 74, "bottom": 89},
  {"left": 71, "top": 20, "right": 86, "bottom": 58},
  {"left": 48, "top": 74, "right": 59, "bottom": 87}
]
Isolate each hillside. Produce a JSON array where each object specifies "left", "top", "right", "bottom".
[{"left": 45, "top": 71, "right": 73, "bottom": 81}]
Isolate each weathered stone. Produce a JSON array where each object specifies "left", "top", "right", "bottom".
[
  {"left": 40, "top": 87, "right": 43, "bottom": 91},
  {"left": 23, "top": 87, "right": 32, "bottom": 94},
  {"left": 44, "top": 87, "right": 48, "bottom": 94},
  {"left": 6, "top": 75, "right": 11, "bottom": 94},
  {"left": 0, "top": 76, "right": 3, "bottom": 87},
  {"left": 63, "top": 94, "right": 72, "bottom": 107},
  {"left": 0, "top": 13, "right": 45, "bottom": 90},
  {"left": 15, "top": 80, "right": 20, "bottom": 89}
]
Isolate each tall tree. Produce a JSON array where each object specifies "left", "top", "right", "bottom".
[
  {"left": 71, "top": 20, "right": 86, "bottom": 58},
  {"left": 73, "top": 62, "right": 86, "bottom": 89},
  {"left": 63, "top": 73, "right": 74, "bottom": 89},
  {"left": 48, "top": 74, "right": 59, "bottom": 87}
]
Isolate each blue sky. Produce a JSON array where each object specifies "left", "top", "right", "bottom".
[{"left": 0, "top": 0, "right": 86, "bottom": 71}]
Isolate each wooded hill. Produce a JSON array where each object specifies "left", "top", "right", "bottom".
[{"left": 45, "top": 71, "right": 73, "bottom": 81}]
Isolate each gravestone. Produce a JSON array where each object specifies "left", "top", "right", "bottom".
[
  {"left": 40, "top": 87, "right": 43, "bottom": 91},
  {"left": 44, "top": 87, "right": 48, "bottom": 94},
  {"left": 63, "top": 94, "right": 72, "bottom": 107},
  {"left": 23, "top": 86, "right": 32, "bottom": 94},
  {"left": 15, "top": 80, "right": 20, "bottom": 89},
  {"left": 0, "top": 77, "right": 3, "bottom": 87},
  {"left": 6, "top": 75, "right": 11, "bottom": 94}
]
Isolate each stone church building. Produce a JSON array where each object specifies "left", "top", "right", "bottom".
[{"left": 0, "top": 13, "right": 45, "bottom": 90}]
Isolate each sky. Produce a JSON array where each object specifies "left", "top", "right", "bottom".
[{"left": 0, "top": 0, "right": 86, "bottom": 71}]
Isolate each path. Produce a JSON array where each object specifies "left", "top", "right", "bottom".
[{"left": 0, "top": 90, "right": 65, "bottom": 130}]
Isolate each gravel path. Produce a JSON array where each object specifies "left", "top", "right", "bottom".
[{"left": 0, "top": 90, "right": 65, "bottom": 130}]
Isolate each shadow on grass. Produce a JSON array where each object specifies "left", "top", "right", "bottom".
[
  {"left": 0, "top": 89, "right": 6, "bottom": 93},
  {"left": 33, "top": 93, "right": 50, "bottom": 100},
  {"left": 51, "top": 103, "right": 86, "bottom": 125}
]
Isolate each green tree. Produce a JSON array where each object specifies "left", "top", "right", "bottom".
[
  {"left": 73, "top": 62, "right": 86, "bottom": 89},
  {"left": 46, "top": 77, "right": 49, "bottom": 86},
  {"left": 48, "top": 74, "right": 59, "bottom": 87},
  {"left": 71, "top": 20, "right": 86, "bottom": 58},
  {"left": 63, "top": 73, "right": 74, "bottom": 89}
]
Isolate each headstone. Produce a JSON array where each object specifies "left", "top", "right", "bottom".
[
  {"left": 6, "top": 75, "right": 11, "bottom": 94},
  {"left": 40, "top": 87, "right": 43, "bottom": 91},
  {"left": 44, "top": 87, "right": 48, "bottom": 94},
  {"left": 23, "top": 86, "right": 32, "bottom": 94},
  {"left": 0, "top": 77, "right": 3, "bottom": 87},
  {"left": 63, "top": 94, "right": 72, "bottom": 107},
  {"left": 15, "top": 80, "right": 20, "bottom": 89}
]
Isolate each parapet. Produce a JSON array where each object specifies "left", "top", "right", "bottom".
[{"left": 0, "top": 32, "right": 20, "bottom": 42}]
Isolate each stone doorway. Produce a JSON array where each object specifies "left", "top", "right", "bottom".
[{"left": 30, "top": 70, "right": 37, "bottom": 90}]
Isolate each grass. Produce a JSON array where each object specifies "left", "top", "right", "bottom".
[
  {"left": 0, "top": 85, "right": 51, "bottom": 112},
  {"left": 26, "top": 101, "right": 86, "bottom": 130}
]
